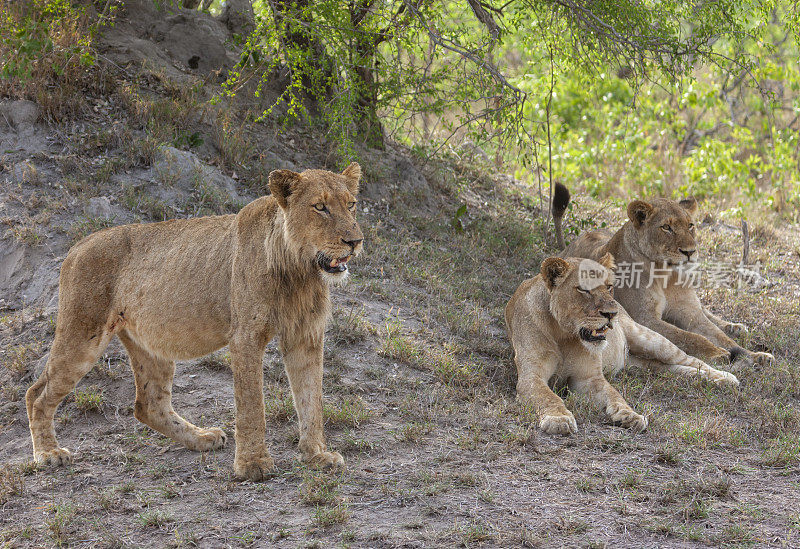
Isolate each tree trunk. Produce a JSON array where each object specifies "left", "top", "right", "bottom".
[
  {"left": 267, "top": 0, "right": 384, "bottom": 149},
  {"left": 350, "top": 0, "right": 385, "bottom": 149},
  {"left": 267, "top": 0, "right": 334, "bottom": 117},
  {"left": 352, "top": 37, "right": 385, "bottom": 149}
]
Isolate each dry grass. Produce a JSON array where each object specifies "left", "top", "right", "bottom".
[
  {"left": 117, "top": 81, "right": 204, "bottom": 146},
  {"left": 0, "top": 0, "right": 111, "bottom": 120},
  {"left": 67, "top": 215, "right": 113, "bottom": 246},
  {"left": 0, "top": 467, "right": 24, "bottom": 505},
  {"left": 299, "top": 471, "right": 342, "bottom": 506},
  {"left": 1, "top": 62, "right": 799, "bottom": 546},
  {"left": 1, "top": 342, "right": 41, "bottom": 379},
  {"left": 213, "top": 112, "right": 254, "bottom": 173},
  {"left": 73, "top": 384, "right": 104, "bottom": 412}
]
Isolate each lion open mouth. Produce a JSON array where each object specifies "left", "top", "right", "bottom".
[
  {"left": 317, "top": 252, "right": 352, "bottom": 274},
  {"left": 579, "top": 322, "right": 612, "bottom": 342}
]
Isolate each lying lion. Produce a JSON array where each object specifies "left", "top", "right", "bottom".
[
  {"left": 553, "top": 183, "right": 772, "bottom": 367},
  {"left": 26, "top": 164, "right": 363, "bottom": 481},
  {"left": 505, "top": 254, "right": 737, "bottom": 435}
]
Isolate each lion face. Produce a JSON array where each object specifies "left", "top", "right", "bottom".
[
  {"left": 541, "top": 254, "right": 618, "bottom": 352},
  {"left": 269, "top": 163, "right": 364, "bottom": 281},
  {"left": 627, "top": 197, "right": 698, "bottom": 267}
]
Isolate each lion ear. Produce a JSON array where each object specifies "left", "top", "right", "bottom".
[
  {"left": 341, "top": 162, "right": 361, "bottom": 195},
  {"left": 627, "top": 200, "right": 654, "bottom": 228},
  {"left": 598, "top": 252, "right": 616, "bottom": 271},
  {"left": 268, "top": 169, "right": 302, "bottom": 209},
  {"left": 679, "top": 196, "right": 698, "bottom": 217},
  {"left": 541, "top": 257, "right": 571, "bottom": 290}
]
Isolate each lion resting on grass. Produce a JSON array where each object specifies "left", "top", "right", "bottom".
[
  {"left": 505, "top": 254, "right": 737, "bottom": 435},
  {"left": 553, "top": 183, "right": 772, "bottom": 367},
  {"left": 26, "top": 164, "right": 364, "bottom": 481}
]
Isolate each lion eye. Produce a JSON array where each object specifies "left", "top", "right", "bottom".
[
  {"left": 688, "top": 223, "right": 695, "bottom": 230},
  {"left": 661, "top": 224, "right": 673, "bottom": 233},
  {"left": 576, "top": 287, "right": 590, "bottom": 294},
  {"left": 313, "top": 203, "right": 327, "bottom": 213},
  {"left": 347, "top": 201, "right": 356, "bottom": 211}
]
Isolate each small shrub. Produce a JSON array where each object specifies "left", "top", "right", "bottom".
[
  {"left": 67, "top": 215, "right": 113, "bottom": 245},
  {"left": 187, "top": 174, "right": 240, "bottom": 216},
  {"left": 312, "top": 503, "right": 349, "bottom": 527},
  {"left": 46, "top": 502, "right": 77, "bottom": 545},
  {"left": 213, "top": 113, "right": 253, "bottom": 172},
  {"left": 323, "top": 396, "right": 372, "bottom": 428},
  {"left": 137, "top": 509, "right": 174, "bottom": 528},
  {"left": 74, "top": 385, "right": 104, "bottom": 412},
  {"left": 762, "top": 434, "right": 800, "bottom": 467},
  {"left": 394, "top": 422, "right": 432, "bottom": 443},
  {"left": 2, "top": 343, "right": 41, "bottom": 379},
  {"left": 328, "top": 306, "right": 375, "bottom": 346},
  {"left": 264, "top": 386, "right": 295, "bottom": 423},
  {"left": 300, "top": 472, "right": 341, "bottom": 506},
  {"left": 0, "top": 0, "right": 105, "bottom": 119},
  {"left": 0, "top": 467, "right": 24, "bottom": 504},
  {"left": 8, "top": 222, "right": 44, "bottom": 246}
]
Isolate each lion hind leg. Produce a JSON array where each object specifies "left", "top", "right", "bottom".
[
  {"left": 623, "top": 316, "right": 740, "bottom": 386},
  {"left": 703, "top": 306, "right": 748, "bottom": 339},
  {"left": 26, "top": 326, "right": 114, "bottom": 466},
  {"left": 119, "top": 332, "right": 226, "bottom": 452}
]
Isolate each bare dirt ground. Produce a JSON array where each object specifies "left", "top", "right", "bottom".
[
  {"left": 3, "top": 175, "right": 800, "bottom": 548},
  {"left": 2, "top": 3, "right": 800, "bottom": 548}
]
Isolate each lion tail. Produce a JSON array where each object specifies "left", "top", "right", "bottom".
[{"left": 552, "top": 182, "right": 570, "bottom": 250}]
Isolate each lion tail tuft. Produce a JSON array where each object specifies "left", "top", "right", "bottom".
[{"left": 552, "top": 183, "right": 570, "bottom": 250}]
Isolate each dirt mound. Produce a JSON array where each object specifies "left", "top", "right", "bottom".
[{"left": 100, "top": 0, "right": 238, "bottom": 82}]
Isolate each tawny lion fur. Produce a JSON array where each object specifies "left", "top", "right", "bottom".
[
  {"left": 554, "top": 184, "right": 772, "bottom": 367},
  {"left": 505, "top": 255, "right": 738, "bottom": 435},
  {"left": 26, "top": 163, "right": 364, "bottom": 481}
]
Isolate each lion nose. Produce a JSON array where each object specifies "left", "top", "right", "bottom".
[
  {"left": 601, "top": 310, "right": 617, "bottom": 321},
  {"left": 342, "top": 238, "right": 363, "bottom": 250},
  {"left": 680, "top": 248, "right": 695, "bottom": 261}
]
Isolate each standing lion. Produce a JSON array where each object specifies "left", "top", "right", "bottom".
[{"left": 26, "top": 164, "right": 363, "bottom": 481}]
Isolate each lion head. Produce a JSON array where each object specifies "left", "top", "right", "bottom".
[
  {"left": 268, "top": 163, "right": 364, "bottom": 281},
  {"left": 541, "top": 254, "right": 618, "bottom": 352},
  {"left": 626, "top": 197, "right": 698, "bottom": 266}
]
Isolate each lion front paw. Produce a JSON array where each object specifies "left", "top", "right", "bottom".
[
  {"left": 606, "top": 404, "right": 648, "bottom": 432},
  {"left": 724, "top": 323, "right": 748, "bottom": 338},
  {"left": 303, "top": 451, "right": 344, "bottom": 470},
  {"left": 189, "top": 427, "right": 227, "bottom": 452},
  {"left": 539, "top": 412, "right": 577, "bottom": 435},
  {"left": 234, "top": 455, "right": 277, "bottom": 482},
  {"left": 34, "top": 447, "right": 73, "bottom": 467}
]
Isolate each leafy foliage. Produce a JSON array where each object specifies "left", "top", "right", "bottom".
[
  {"left": 0, "top": 0, "right": 108, "bottom": 119},
  {"left": 223, "top": 2, "right": 792, "bottom": 151}
]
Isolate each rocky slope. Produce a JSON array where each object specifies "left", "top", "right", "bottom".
[{"left": 2, "top": 2, "right": 800, "bottom": 548}]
